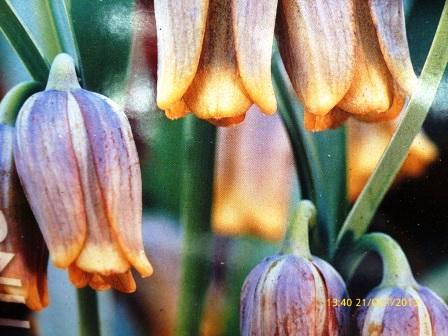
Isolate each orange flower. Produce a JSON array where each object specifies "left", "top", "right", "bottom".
[
  {"left": 14, "top": 54, "right": 153, "bottom": 293},
  {"left": 347, "top": 119, "right": 438, "bottom": 201},
  {"left": 154, "top": 0, "right": 277, "bottom": 125},
  {"left": 212, "top": 107, "right": 294, "bottom": 240},
  {"left": 277, "top": 0, "right": 417, "bottom": 131},
  {"left": 0, "top": 123, "right": 48, "bottom": 310}
]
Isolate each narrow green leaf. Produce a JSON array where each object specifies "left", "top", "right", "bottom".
[
  {"left": 336, "top": 2, "right": 448, "bottom": 251},
  {"left": 48, "top": 0, "right": 80, "bottom": 64},
  {"left": 70, "top": 0, "right": 136, "bottom": 100},
  {"left": 0, "top": 81, "right": 42, "bottom": 125},
  {"left": 0, "top": 0, "right": 49, "bottom": 82}
]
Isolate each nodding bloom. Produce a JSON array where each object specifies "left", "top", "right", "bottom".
[
  {"left": 355, "top": 233, "right": 448, "bottom": 335},
  {"left": 240, "top": 201, "right": 350, "bottom": 335},
  {"left": 356, "top": 285, "right": 448, "bottom": 335},
  {"left": 277, "top": 0, "right": 417, "bottom": 131},
  {"left": 240, "top": 254, "right": 350, "bottom": 335},
  {"left": 14, "top": 54, "right": 153, "bottom": 293},
  {"left": 0, "top": 122, "right": 48, "bottom": 310},
  {"left": 212, "top": 107, "right": 294, "bottom": 240},
  {"left": 348, "top": 119, "right": 438, "bottom": 201},
  {"left": 154, "top": 0, "right": 277, "bottom": 126}
]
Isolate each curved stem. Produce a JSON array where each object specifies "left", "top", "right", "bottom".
[
  {"left": 175, "top": 116, "right": 216, "bottom": 336},
  {"left": 282, "top": 200, "right": 316, "bottom": 259},
  {"left": 45, "top": 53, "right": 80, "bottom": 91},
  {"left": 0, "top": 82, "right": 42, "bottom": 125},
  {"left": 356, "top": 233, "right": 417, "bottom": 288},
  {"left": 336, "top": 1, "right": 448, "bottom": 252}
]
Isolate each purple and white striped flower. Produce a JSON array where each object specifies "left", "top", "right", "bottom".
[
  {"left": 240, "top": 253, "right": 350, "bottom": 335},
  {"left": 356, "top": 285, "right": 448, "bottom": 335}
]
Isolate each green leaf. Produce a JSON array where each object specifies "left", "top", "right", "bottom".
[
  {"left": 70, "top": 0, "right": 136, "bottom": 100},
  {"left": 0, "top": 81, "right": 42, "bottom": 125},
  {"left": 313, "top": 127, "right": 348, "bottom": 232},
  {"left": 48, "top": 0, "right": 79, "bottom": 64},
  {"left": 335, "top": 2, "right": 448, "bottom": 252},
  {"left": 0, "top": 0, "right": 49, "bottom": 82}
]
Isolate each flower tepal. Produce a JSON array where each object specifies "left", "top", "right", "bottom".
[{"left": 14, "top": 54, "right": 153, "bottom": 293}]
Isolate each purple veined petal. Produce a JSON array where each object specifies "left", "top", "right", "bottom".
[
  {"left": 277, "top": 0, "right": 356, "bottom": 116},
  {"left": 72, "top": 90, "right": 152, "bottom": 278},
  {"left": 232, "top": 0, "right": 278, "bottom": 114},
  {"left": 14, "top": 91, "right": 87, "bottom": 269},
  {"left": 368, "top": 0, "right": 418, "bottom": 95},
  {"left": 154, "top": 0, "right": 209, "bottom": 110},
  {"left": 418, "top": 286, "right": 448, "bottom": 335}
]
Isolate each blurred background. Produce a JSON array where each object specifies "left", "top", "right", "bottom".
[{"left": 0, "top": 0, "right": 447, "bottom": 335}]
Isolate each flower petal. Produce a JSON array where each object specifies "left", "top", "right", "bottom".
[
  {"left": 183, "top": 0, "right": 252, "bottom": 121},
  {"left": 353, "top": 86, "right": 405, "bottom": 123},
  {"left": 369, "top": 0, "right": 417, "bottom": 95},
  {"left": 69, "top": 264, "right": 92, "bottom": 288},
  {"left": 14, "top": 92, "right": 87, "bottom": 268},
  {"left": 155, "top": 0, "right": 209, "bottom": 109},
  {"left": 277, "top": 0, "right": 356, "bottom": 116},
  {"left": 164, "top": 99, "right": 190, "bottom": 120},
  {"left": 72, "top": 91, "right": 153, "bottom": 277},
  {"left": 105, "top": 271, "right": 137, "bottom": 293},
  {"left": 337, "top": 0, "right": 394, "bottom": 115},
  {"left": 232, "top": 0, "right": 278, "bottom": 114},
  {"left": 89, "top": 274, "right": 111, "bottom": 291},
  {"left": 304, "top": 108, "right": 350, "bottom": 132}
]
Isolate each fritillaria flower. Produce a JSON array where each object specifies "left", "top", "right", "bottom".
[
  {"left": 212, "top": 107, "right": 294, "bottom": 240},
  {"left": 356, "top": 285, "right": 448, "bottom": 335},
  {"left": 348, "top": 119, "right": 438, "bottom": 201},
  {"left": 240, "top": 201, "right": 350, "bottom": 335},
  {"left": 155, "top": 0, "right": 277, "bottom": 125},
  {"left": 0, "top": 122, "right": 48, "bottom": 310},
  {"left": 277, "top": 0, "right": 417, "bottom": 131},
  {"left": 14, "top": 54, "right": 153, "bottom": 293}
]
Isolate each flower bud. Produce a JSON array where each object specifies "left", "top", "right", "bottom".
[
  {"left": 14, "top": 54, "right": 153, "bottom": 293},
  {"left": 240, "top": 254, "right": 350, "bottom": 335},
  {"left": 0, "top": 123, "right": 48, "bottom": 310},
  {"left": 356, "top": 285, "right": 448, "bottom": 335}
]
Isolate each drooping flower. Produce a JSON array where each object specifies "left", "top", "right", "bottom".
[
  {"left": 348, "top": 119, "right": 438, "bottom": 201},
  {"left": 240, "top": 201, "right": 350, "bottom": 335},
  {"left": 154, "top": 0, "right": 277, "bottom": 125},
  {"left": 14, "top": 54, "right": 153, "bottom": 293},
  {"left": 277, "top": 0, "right": 417, "bottom": 131},
  {"left": 355, "top": 233, "right": 448, "bottom": 335},
  {"left": 0, "top": 121, "right": 48, "bottom": 311},
  {"left": 212, "top": 107, "right": 294, "bottom": 240},
  {"left": 356, "top": 285, "right": 448, "bottom": 335}
]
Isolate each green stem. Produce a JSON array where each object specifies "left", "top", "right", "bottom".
[
  {"left": 354, "top": 233, "right": 417, "bottom": 288},
  {"left": 336, "top": 2, "right": 448, "bottom": 251},
  {"left": 272, "top": 46, "right": 331, "bottom": 256},
  {"left": 77, "top": 288, "right": 101, "bottom": 336},
  {"left": 0, "top": 82, "right": 42, "bottom": 125},
  {"left": 0, "top": 0, "right": 49, "bottom": 82},
  {"left": 282, "top": 200, "right": 316, "bottom": 259},
  {"left": 175, "top": 116, "right": 216, "bottom": 336}
]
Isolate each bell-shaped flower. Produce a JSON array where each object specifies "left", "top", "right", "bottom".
[
  {"left": 0, "top": 120, "right": 48, "bottom": 310},
  {"left": 212, "top": 107, "right": 294, "bottom": 240},
  {"left": 347, "top": 119, "right": 438, "bottom": 201},
  {"left": 277, "top": 0, "right": 417, "bottom": 131},
  {"left": 155, "top": 0, "right": 278, "bottom": 125},
  {"left": 14, "top": 54, "right": 153, "bottom": 293}
]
